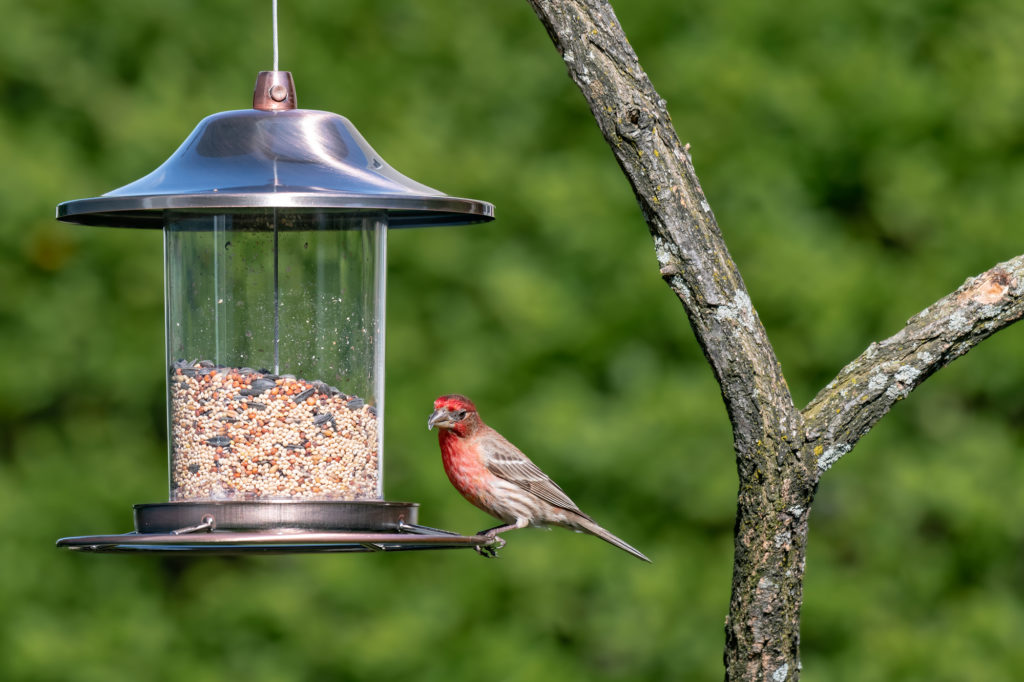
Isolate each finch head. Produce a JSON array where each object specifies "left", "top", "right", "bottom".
[{"left": 427, "top": 394, "right": 479, "bottom": 436}]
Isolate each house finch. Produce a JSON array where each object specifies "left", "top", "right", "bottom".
[{"left": 427, "top": 394, "right": 651, "bottom": 562}]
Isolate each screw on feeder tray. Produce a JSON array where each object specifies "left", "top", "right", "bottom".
[
  {"left": 53, "top": 68, "right": 494, "bottom": 555},
  {"left": 169, "top": 515, "right": 216, "bottom": 535}
]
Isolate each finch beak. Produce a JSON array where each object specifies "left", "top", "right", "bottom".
[{"left": 427, "top": 408, "right": 450, "bottom": 431}]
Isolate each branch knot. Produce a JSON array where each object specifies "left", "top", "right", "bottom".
[{"left": 617, "top": 105, "right": 654, "bottom": 140}]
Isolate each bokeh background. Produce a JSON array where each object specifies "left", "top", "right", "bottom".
[{"left": 2, "top": 1, "right": 1023, "bottom": 679}]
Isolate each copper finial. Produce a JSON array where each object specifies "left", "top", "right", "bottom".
[{"left": 253, "top": 71, "right": 297, "bottom": 111}]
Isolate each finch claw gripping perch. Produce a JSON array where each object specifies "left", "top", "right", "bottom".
[{"left": 475, "top": 534, "right": 506, "bottom": 558}]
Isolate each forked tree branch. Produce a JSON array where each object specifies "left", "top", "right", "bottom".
[{"left": 524, "top": 0, "right": 1024, "bottom": 679}]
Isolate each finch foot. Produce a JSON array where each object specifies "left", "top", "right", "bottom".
[{"left": 474, "top": 534, "right": 506, "bottom": 558}]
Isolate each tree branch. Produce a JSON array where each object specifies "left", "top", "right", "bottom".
[
  {"left": 526, "top": 2, "right": 814, "bottom": 679},
  {"left": 523, "top": 0, "right": 806, "bottom": 466},
  {"left": 525, "top": 1, "right": 1024, "bottom": 679},
  {"left": 804, "top": 256, "right": 1024, "bottom": 472}
]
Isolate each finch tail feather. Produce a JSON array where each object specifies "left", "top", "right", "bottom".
[{"left": 575, "top": 516, "right": 651, "bottom": 563}]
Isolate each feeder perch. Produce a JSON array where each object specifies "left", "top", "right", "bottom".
[{"left": 54, "top": 72, "right": 494, "bottom": 554}]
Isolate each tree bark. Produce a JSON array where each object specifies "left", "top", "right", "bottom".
[
  {"left": 804, "top": 257, "right": 1024, "bottom": 471},
  {"left": 525, "top": 0, "right": 1024, "bottom": 680}
]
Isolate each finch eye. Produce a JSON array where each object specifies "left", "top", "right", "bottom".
[{"left": 455, "top": 409, "right": 467, "bottom": 420}]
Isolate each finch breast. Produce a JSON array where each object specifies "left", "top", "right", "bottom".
[
  {"left": 442, "top": 449, "right": 544, "bottom": 524},
  {"left": 441, "top": 447, "right": 496, "bottom": 510}
]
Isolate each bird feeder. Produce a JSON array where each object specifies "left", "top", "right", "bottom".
[{"left": 54, "top": 71, "right": 494, "bottom": 553}]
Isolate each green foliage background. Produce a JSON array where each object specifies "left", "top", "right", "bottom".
[{"left": 1, "top": 1, "right": 1023, "bottom": 679}]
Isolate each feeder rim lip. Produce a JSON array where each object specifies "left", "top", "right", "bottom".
[{"left": 56, "top": 192, "right": 495, "bottom": 229}]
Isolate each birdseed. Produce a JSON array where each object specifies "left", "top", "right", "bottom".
[{"left": 169, "top": 360, "right": 380, "bottom": 501}]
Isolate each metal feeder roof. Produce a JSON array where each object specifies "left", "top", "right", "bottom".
[{"left": 57, "top": 71, "right": 494, "bottom": 229}]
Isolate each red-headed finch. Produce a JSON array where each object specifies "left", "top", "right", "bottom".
[{"left": 428, "top": 394, "right": 650, "bottom": 562}]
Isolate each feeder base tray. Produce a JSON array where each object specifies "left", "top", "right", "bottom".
[
  {"left": 56, "top": 500, "right": 491, "bottom": 554},
  {"left": 135, "top": 500, "right": 419, "bottom": 533}
]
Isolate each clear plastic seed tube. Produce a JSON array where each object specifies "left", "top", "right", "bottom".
[{"left": 164, "top": 211, "right": 386, "bottom": 501}]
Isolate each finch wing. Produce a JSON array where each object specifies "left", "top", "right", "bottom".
[{"left": 478, "top": 431, "right": 583, "bottom": 513}]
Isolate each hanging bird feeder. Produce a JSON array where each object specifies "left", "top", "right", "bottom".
[{"left": 54, "top": 70, "right": 494, "bottom": 553}]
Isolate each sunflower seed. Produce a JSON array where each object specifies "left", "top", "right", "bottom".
[
  {"left": 250, "top": 378, "right": 277, "bottom": 393},
  {"left": 293, "top": 388, "right": 315, "bottom": 403}
]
